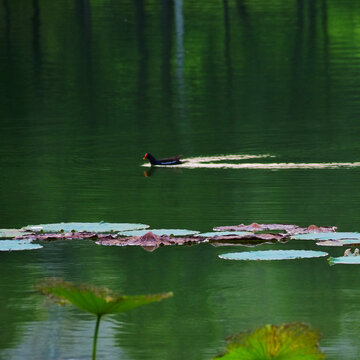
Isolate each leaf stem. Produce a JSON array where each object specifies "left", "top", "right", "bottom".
[{"left": 92, "top": 314, "right": 102, "bottom": 360}]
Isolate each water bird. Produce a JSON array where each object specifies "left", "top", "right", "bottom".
[{"left": 143, "top": 153, "right": 182, "bottom": 166}]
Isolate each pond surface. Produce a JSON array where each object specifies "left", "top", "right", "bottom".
[{"left": 1, "top": 0, "right": 360, "bottom": 359}]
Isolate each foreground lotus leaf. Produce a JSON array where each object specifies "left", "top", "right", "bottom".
[
  {"left": 214, "top": 223, "right": 336, "bottom": 235},
  {"left": 292, "top": 232, "right": 360, "bottom": 241},
  {"left": 219, "top": 250, "right": 328, "bottom": 261},
  {"left": 22, "top": 222, "right": 149, "bottom": 233},
  {"left": 328, "top": 256, "right": 360, "bottom": 265},
  {"left": 214, "top": 322, "right": 324, "bottom": 359},
  {"left": 97, "top": 231, "right": 205, "bottom": 251},
  {"left": 37, "top": 278, "right": 173, "bottom": 316},
  {"left": 0, "top": 240, "right": 43, "bottom": 251},
  {"left": 196, "top": 231, "right": 252, "bottom": 237},
  {"left": 316, "top": 239, "right": 360, "bottom": 247},
  {"left": 0, "top": 229, "right": 29, "bottom": 238},
  {"left": 37, "top": 278, "right": 173, "bottom": 360},
  {"left": 118, "top": 229, "right": 199, "bottom": 237}
]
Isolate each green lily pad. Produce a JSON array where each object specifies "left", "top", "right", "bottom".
[
  {"left": 219, "top": 250, "right": 328, "bottom": 261},
  {"left": 0, "top": 240, "right": 43, "bottom": 251},
  {"left": 292, "top": 232, "right": 360, "bottom": 241},
  {"left": 23, "top": 222, "right": 149, "bottom": 233},
  {"left": 0, "top": 229, "right": 26, "bottom": 238},
  {"left": 329, "top": 256, "right": 360, "bottom": 265},
  {"left": 196, "top": 231, "right": 252, "bottom": 237},
  {"left": 118, "top": 229, "right": 200, "bottom": 237}
]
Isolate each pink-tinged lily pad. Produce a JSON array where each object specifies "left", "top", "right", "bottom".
[
  {"left": 195, "top": 231, "right": 252, "bottom": 237},
  {"left": 219, "top": 250, "right": 328, "bottom": 261},
  {"left": 0, "top": 240, "right": 43, "bottom": 251},
  {"left": 22, "top": 222, "right": 149, "bottom": 233},
  {"left": 208, "top": 232, "right": 287, "bottom": 247},
  {"left": 17, "top": 232, "right": 118, "bottom": 241},
  {"left": 97, "top": 231, "right": 205, "bottom": 252},
  {"left": 213, "top": 223, "right": 336, "bottom": 235},
  {"left": 118, "top": 229, "right": 199, "bottom": 237},
  {"left": 292, "top": 232, "right": 360, "bottom": 241}
]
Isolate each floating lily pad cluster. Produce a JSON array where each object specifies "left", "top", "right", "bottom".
[{"left": 3, "top": 221, "right": 360, "bottom": 263}]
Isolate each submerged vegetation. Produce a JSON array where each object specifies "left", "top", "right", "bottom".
[{"left": 37, "top": 278, "right": 173, "bottom": 360}]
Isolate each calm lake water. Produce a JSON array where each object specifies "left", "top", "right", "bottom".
[{"left": 1, "top": 0, "right": 360, "bottom": 359}]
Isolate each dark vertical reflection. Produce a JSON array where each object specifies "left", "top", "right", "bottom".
[
  {"left": 32, "top": 0, "right": 42, "bottom": 91},
  {"left": 321, "top": 0, "right": 330, "bottom": 108},
  {"left": 76, "top": 0, "right": 94, "bottom": 121},
  {"left": 222, "top": 0, "right": 233, "bottom": 107},
  {"left": 134, "top": 0, "right": 148, "bottom": 122},
  {"left": 235, "top": 0, "right": 261, "bottom": 114},
  {"left": 2, "top": 0, "right": 11, "bottom": 54},
  {"left": 161, "top": 0, "right": 173, "bottom": 113},
  {"left": 307, "top": 0, "right": 317, "bottom": 61},
  {"left": 290, "top": 0, "right": 304, "bottom": 115},
  {"left": 2, "top": 0, "right": 12, "bottom": 111}
]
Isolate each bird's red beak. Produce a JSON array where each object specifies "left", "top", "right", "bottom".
[{"left": 143, "top": 153, "right": 147, "bottom": 160}]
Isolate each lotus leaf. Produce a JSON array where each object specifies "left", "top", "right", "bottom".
[
  {"left": 214, "top": 322, "right": 324, "bottom": 359},
  {"left": 328, "top": 256, "right": 360, "bottom": 265},
  {"left": 118, "top": 229, "right": 199, "bottom": 237},
  {"left": 219, "top": 250, "right": 328, "bottom": 261},
  {"left": 0, "top": 240, "right": 43, "bottom": 251},
  {"left": 292, "top": 232, "right": 360, "bottom": 241},
  {"left": 196, "top": 231, "right": 252, "bottom": 237},
  {"left": 23, "top": 222, "right": 149, "bottom": 233},
  {"left": 37, "top": 278, "right": 173, "bottom": 316},
  {"left": 37, "top": 278, "right": 173, "bottom": 360}
]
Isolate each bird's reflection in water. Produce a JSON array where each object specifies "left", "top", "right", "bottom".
[{"left": 143, "top": 167, "right": 183, "bottom": 177}]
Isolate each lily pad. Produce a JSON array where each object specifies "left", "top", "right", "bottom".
[
  {"left": 329, "top": 256, "right": 360, "bottom": 265},
  {"left": 0, "top": 240, "right": 43, "bottom": 251},
  {"left": 219, "top": 250, "right": 328, "bottom": 261},
  {"left": 118, "top": 229, "right": 199, "bottom": 237},
  {"left": 316, "top": 239, "right": 360, "bottom": 247},
  {"left": 292, "top": 232, "right": 360, "bottom": 241},
  {"left": 23, "top": 222, "right": 149, "bottom": 233},
  {"left": 196, "top": 231, "right": 252, "bottom": 237},
  {"left": 0, "top": 229, "right": 28, "bottom": 238}
]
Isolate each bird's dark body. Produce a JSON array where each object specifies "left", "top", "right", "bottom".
[{"left": 143, "top": 153, "right": 183, "bottom": 166}]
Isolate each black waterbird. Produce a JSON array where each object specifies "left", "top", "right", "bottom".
[{"left": 143, "top": 153, "right": 183, "bottom": 165}]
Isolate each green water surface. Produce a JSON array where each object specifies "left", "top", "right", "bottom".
[{"left": 1, "top": 0, "right": 360, "bottom": 359}]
